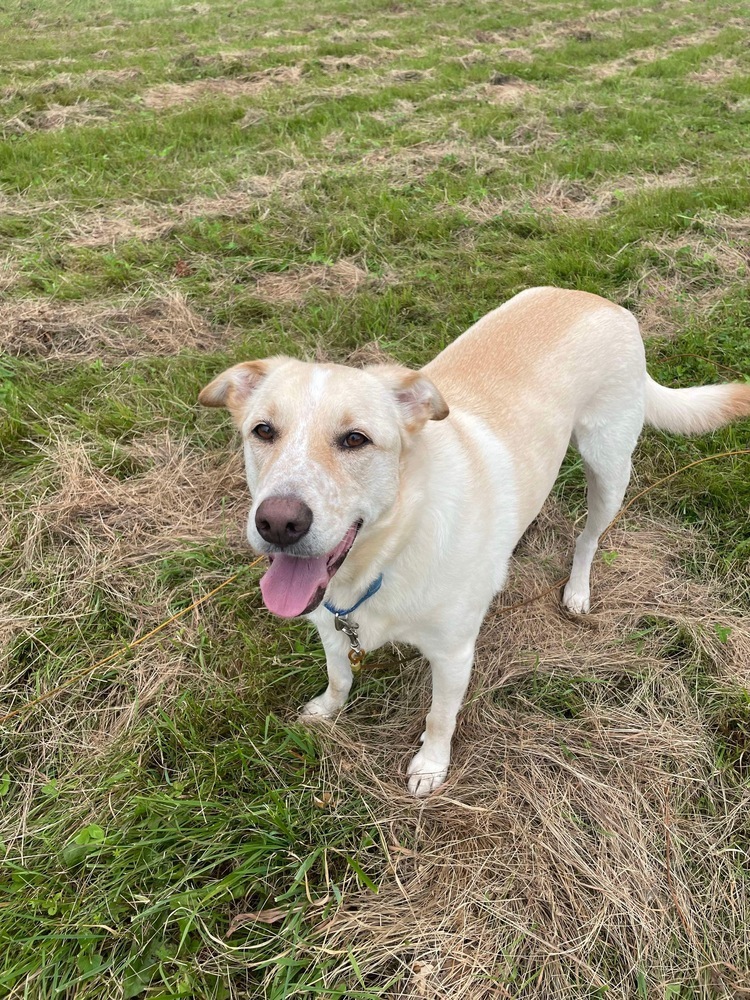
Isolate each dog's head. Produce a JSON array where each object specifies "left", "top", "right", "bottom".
[{"left": 199, "top": 356, "right": 448, "bottom": 617}]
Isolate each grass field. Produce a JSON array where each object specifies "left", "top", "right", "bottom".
[{"left": 1, "top": 0, "right": 750, "bottom": 996}]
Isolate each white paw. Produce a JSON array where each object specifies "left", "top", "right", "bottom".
[
  {"left": 299, "top": 694, "right": 339, "bottom": 722},
  {"left": 562, "top": 584, "right": 590, "bottom": 615},
  {"left": 406, "top": 749, "right": 449, "bottom": 797}
]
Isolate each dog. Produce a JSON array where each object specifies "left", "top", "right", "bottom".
[{"left": 199, "top": 287, "right": 750, "bottom": 796}]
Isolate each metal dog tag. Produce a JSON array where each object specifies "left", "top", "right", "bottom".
[{"left": 333, "top": 614, "right": 366, "bottom": 668}]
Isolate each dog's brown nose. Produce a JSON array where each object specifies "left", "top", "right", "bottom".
[{"left": 255, "top": 496, "right": 313, "bottom": 548}]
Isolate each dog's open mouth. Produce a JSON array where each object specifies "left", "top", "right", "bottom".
[{"left": 259, "top": 521, "right": 361, "bottom": 618}]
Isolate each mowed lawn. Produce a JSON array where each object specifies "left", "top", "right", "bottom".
[{"left": 1, "top": 0, "right": 750, "bottom": 997}]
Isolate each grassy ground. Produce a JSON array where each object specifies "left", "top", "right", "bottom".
[{"left": 1, "top": 0, "right": 749, "bottom": 996}]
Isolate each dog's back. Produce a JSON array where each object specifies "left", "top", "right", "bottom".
[{"left": 424, "top": 287, "right": 645, "bottom": 526}]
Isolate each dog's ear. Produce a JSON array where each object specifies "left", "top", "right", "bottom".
[
  {"left": 198, "top": 360, "right": 270, "bottom": 417},
  {"left": 369, "top": 365, "right": 449, "bottom": 431}
]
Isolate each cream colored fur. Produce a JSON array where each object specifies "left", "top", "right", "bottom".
[{"left": 200, "top": 287, "right": 750, "bottom": 796}]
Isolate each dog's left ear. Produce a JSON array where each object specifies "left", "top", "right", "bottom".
[{"left": 370, "top": 365, "right": 449, "bottom": 431}]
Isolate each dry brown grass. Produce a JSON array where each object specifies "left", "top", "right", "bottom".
[
  {"left": 473, "top": 77, "right": 539, "bottom": 105},
  {"left": 0, "top": 431, "right": 248, "bottom": 765},
  {"left": 297, "top": 503, "right": 750, "bottom": 997},
  {"left": 592, "top": 27, "right": 724, "bottom": 80},
  {"left": 0, "top": 291, "right": 221, "bottom": 359},
  {"left": 318, "top": 53, "right": 379, "bottom": 72},
  {"left": 460, "top": 169, "right": 700, "bottom": 224},
  {"left": 0, "top": 255, "right": 21, "bottom": 292},
  {"left": 361, "top": 137, "right": 509, "bottom": 184},
  {"left": 250, "top": 258, "right": 388, "bottom": 303},
  {"left": 688, "top": 56, "right": 741, "bottom": 85},
  {"left": 630, "top": 218, "right": 749, "bottom": 338},
  {"left": 141, "top": 65, "right": 304, "bottom": 110},
  {"left": 647, "top": 229, "right": 750, "bottom": 278},
  {"left": 4, "top": 56, "right": 77, "bottom": 72},
  {"left": 3, "top": 100, "right": 110, "bottom": 133},
  {"left": 629, "top": 273, "right": 709, "bottom": 340},
  {"left": 64, "top": 172, "right": 308, "bottom": 247},
  {"left": 1, "top": 67, "right": 141, "bottom": 101}
]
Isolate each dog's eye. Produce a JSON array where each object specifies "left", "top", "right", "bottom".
[
  {"left": 341, "top": 431, "right": 370, "bottom": 449},
  {"left": 253, "top": 422, "right": 275, "bottom": 442}
]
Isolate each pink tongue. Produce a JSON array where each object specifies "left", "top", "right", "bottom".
[{"left": 260, "top": 554, "right": 330, "bottom": 618}]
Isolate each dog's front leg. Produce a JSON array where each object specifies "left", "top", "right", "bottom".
[
  {"left": 299, "top": 622, "right": 353, "bottom": 720},
  {"left": 407, "top": 636, "right": 475, "bottom": 797}
]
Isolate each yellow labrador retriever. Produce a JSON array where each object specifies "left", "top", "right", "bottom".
[{"left": 200, "top": 287, "right": 750, "bottom": 796}]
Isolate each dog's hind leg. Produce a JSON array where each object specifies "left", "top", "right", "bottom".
[{"left": 563, "top": 403, "right": 642, "bottom": 614}]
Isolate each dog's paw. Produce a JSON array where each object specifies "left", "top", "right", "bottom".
[
  {"left": 562, "top": 584, "right": 590, "bottom": 615},
  {"left": 298, "top": 694, "right": 338, "bottom": 722},
  {"left": 406, "top": 749, "right": 449, "bottom": 797}
]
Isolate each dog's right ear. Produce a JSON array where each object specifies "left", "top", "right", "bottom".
[{"left": 198, "top": 359, "right": 278, "bottom": 420}]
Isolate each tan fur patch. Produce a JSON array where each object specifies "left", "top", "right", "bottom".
[
  {"left": 198, "top": 360, "right": 270, "bottom": 418},
  {"left": 726, "top": 383, "right": 750, "bottom": 422},
  {"left": 425, "top": 289, "right": 619, "bottom": 424}
]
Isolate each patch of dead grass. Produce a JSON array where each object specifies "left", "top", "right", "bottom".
[
  {"left": 0, "top": 430, "right": 248, "bottom": 769},
  {"left": 64, "top": 172, "right": 308, "bottom": 248},
  {"left": 647, "top": 230, "right": 750, "bottom": 278},
  {"left": 172, "top": 48, "right": 264, "bottom": 71},
  {"left": 344, "top": 339, "right": 399, "bottom": 368},
  {"left": 361, "top": 137, "right": 508, "bottom": 183},
  {"left": 631, "top": 219, "right": 750, "bottom": 337},
  {"left": 629, "top": 273, "right": 723, "bottom": 340},
  {"left": 367, "top": 98, "right": 417, "bottom": 125},
  {"left": 141, "top": 64, "right": 304, "bottom": 109},
  {"left": 688, "top": 55, "right": 741, "bottom": 85},
  {"left": 1, "top": 67, "right": 142, "bottom": 101},
  {"left": 0, "top": 291, "right": 221, "bottom": 359},
  {"left": 388, "top": 68, "right": 433, "bottom": 82},
  {"left": 711, "top": 212, "right": 750, "bottom": 241},
  {"left": 250, "top": 259, "right": 386, "bottom": 304},
  {"left": 0, "top": 256, "right": 21, "bottom": 293},
  {"left": 461, "top": 169, "right": 700, "bottom": 223},
  {"left": 592, "top": 27, "right": 723, "bottom": 80},
  {"left": 3, "top": 100, "right": 110, "bottom": 133},
  {"left": 318, "top": 53, "right": 378, "bottom": 72},
  {"left": 5, "top": 56, "right": 77, "bottom": 72},
  {"left": 459, "top": 77, "right": 539, "bottom": 107},
  {"left": 301, "top": 502, "right": 750, "bottom": 996}
]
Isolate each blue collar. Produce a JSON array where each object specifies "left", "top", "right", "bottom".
[{"left": 324, "top": 574, "right": 383, "bottom": 617}]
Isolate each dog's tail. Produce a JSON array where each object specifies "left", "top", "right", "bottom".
[{"left": 644, "top": 374, "right": 750, "bottom": 435}]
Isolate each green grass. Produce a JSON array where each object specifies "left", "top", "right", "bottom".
[{"left": 1, "top": 0, "right": 750, "bottom": 996}]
